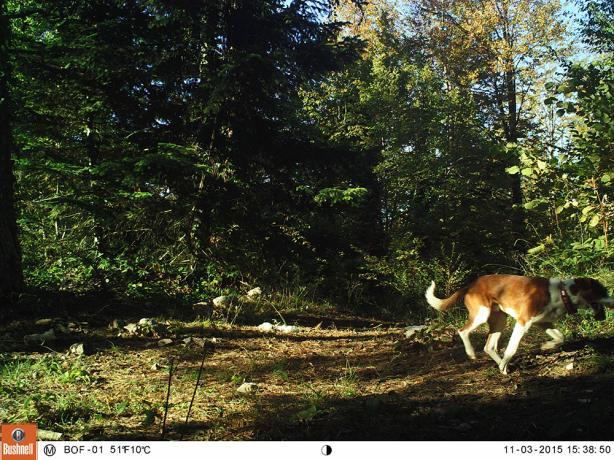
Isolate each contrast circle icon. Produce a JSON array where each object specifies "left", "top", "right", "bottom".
[{"left": 321, "top": 444, "right": 333, "bottom": 456}]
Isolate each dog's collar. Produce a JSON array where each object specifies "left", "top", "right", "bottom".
[{"left": 559, "top": 283, "right": 577, "bottom": 314}]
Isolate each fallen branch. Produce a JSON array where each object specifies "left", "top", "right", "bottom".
[
  {"left": 161, "top": 357, "right": 176, "bottom": 439},
  {"left": 181, "top": 341, "right": 211, "bottom": 440}
]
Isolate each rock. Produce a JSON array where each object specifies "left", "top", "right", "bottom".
[
  {"left": 158, "top": 338, "right": 173, "bottom": 347},
  {"left": 151, "top": 363, "right": 162, "bottom": 371},
  {"left": 55, "top": 323, "right": 70, "bottom": 334},
  {"left": 182, "top": 337, "right": 206, "bottom": 348},
  {"left": 35, "top": 318, "right": 53, "bottom": 327},
  {"left": 24, "top": 329, "right": 56, "bottom": 345},
  {"left": 357, "top": 366, "right": 379, "bottom": 379},
  {"left": 69, "top": 343, "right": 86, "bottom": 356},
  {"left": 213, "top": 295, "right": 231, "bottom": 308},
  {"left": 192, "top": 302, "right": 213, "bottom": 317},
  {"left": 257, "top": 322, "right": 274, "bottom": 332},
  {"left": 124, "top": 323, "right": 139, "bottom": 334},
  {"left": 237, "top": 382, "right": 258, "bottom": 394},
  {"left": 138, "top": 318, "right": 157, "bottom": 327},
  {"left": 38, "top": 429, "right": 63, "bottom": 441},
  {"left": 565, "top": 362, "right": 574, "bottom": 371},
  {"left": 246, "top": 287, "right": 262, "bottom": 298},
  {"left": 1, "top": 332, "right": 15, "bottom": 341},
  {"left": 109, "top": 319, "right": 125, "bottom": 330},
  {"left": 257, "top": 323, "right": 296, "bottom": 333},
  {"left": 404, "top": 325, "right": 427, "bottom": 338}
]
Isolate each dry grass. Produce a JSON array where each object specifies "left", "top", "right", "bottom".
[{"left": 1, "top": 313, "right": 613, "bottom": 440}]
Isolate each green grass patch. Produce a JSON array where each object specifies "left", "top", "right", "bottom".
[
  {"left": 558, "top": 311, "right": 614, "bottom": 340},
  {"left": 0, "top": 353, "right": 104, "bottom": 432}
]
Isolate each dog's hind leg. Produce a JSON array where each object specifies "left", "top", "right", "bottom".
[
  {"left": 458, "top": 306, "right": 490, "bottom": 360},
  {"left": 484, "top": 310, "right": 507, "bottom": 366}
]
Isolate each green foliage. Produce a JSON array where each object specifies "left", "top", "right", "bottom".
[
  {"left": 314, "top": 187, "right": 369, "bottom": 206},
  {"left": 360, "top": 242, "right": 471, "bottom": 317},
  {"left": 520, "top": 0, "right": 613, "bottom": 277},
  {"left": 2, "top": 0, "right": 612, "bottom": 317},
  {"left": 0, "top": 354, "right": 102, "bottom": 427}
]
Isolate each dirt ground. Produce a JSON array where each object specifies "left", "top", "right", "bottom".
[{"left": 1, "top": 311, "right": 613, "bottom": 441}]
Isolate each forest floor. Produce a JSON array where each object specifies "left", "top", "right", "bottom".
[{"left": 1, "top": 303, "right": 614, "bottom": 441}]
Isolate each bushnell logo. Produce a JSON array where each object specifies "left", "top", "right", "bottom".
[
  {"left": 1, "top": 423, "right": 38, "bottom": 459},
  {"left": 11, "top": 428, "right": 26, "bottom": 443}
]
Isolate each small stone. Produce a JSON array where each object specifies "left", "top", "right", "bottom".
[
  {"left": 69, "top": 343, "right": 86, "bottom": 356},
  {"left": 37, "top": 429, "right": 63, "bottom": 441},
  {"left": 124, "top": 323, "right": 139, "bottom": 334},
  {"left": 182, "top": 337, "right": 206, "bottom": 348},
  {"left": 246, "top": 287, "right": 262, "bottom": 298},
  {"left": 565, "top": 362, "right": 574, "bottom": 370},
  {"left": 109, "top": 319, "right": 125, "bottom": 330},
  {"left": 405, "top": 325, "right": 427, "bottom": 338},
  {"left": 275, "top": 325, "right": 297, "bottom": 333},
  {"left": 213, "top": 295, "right": 231, "bottom": 308},
  {"left": 157, "top": 338, "right": 173, "bottom": 347},
  {"left": 55, "top": 323, "right": 70, "bottom": 334},
  {"left": 192, "top": 302, "right": 213, "bottom": 317},
  {"left": 151, "top": 363, "right": 162, "bottom": 371},
  {"left": 35, "top": 318, "right": 53, "bottom": 327},
  {"left": 258, "top": 322, "right": 274, "bottom": 332},
  {"left": 237, "top": 382, "right": 258, "bottom": 394},
  {"left": 138, "top": 318, "right": 157, "bottom": 327},
  {"left": 24, "top": 329, "right": 56, "bottom": 345}
]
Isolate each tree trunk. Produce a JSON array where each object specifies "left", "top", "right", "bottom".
[
  {"left": 0, "top": 0, "right": 24, "bottom": 298},
  {"left": 505, "top": 65, "right": 525, "bottom": 244},
  {"left": 86, "top": 116, "right": 110, "bottom": 289}
]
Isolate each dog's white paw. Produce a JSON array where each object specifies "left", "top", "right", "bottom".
[{"left": 540, "top": 341, "right": 561, "bottom": 351}]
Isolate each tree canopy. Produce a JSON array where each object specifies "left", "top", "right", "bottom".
[{"left": 0, "top": 0, "right": 611, "bottom": 313}]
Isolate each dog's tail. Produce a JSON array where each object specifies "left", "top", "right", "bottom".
[{"left": 425, "top": 281, "right": 467, "bottom": 312}]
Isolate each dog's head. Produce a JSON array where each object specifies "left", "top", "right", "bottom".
[{"left": 570, "top": 277, "right": 612, "bottom": 321}]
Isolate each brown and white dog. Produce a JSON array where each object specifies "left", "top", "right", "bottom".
[{"left": 425, "top": 275, "right": 613, "bottom": 374}]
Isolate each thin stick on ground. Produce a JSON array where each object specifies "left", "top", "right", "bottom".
[
  {"left": 180, "top": 342, "right": 210, "bottom": 440},
  {"left": 161, "top": 357, "right": 175, "bottom": 439}
]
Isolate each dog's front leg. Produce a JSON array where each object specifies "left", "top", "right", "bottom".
[
  {"left": 499, "top": 321, "right": 529, "bottom": 374},
  {"left": 541, "top": 327, "right": 564, "bottom": 351},
  {"left": 484, "top": 332, "right": 502, "bottom": 365}
]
